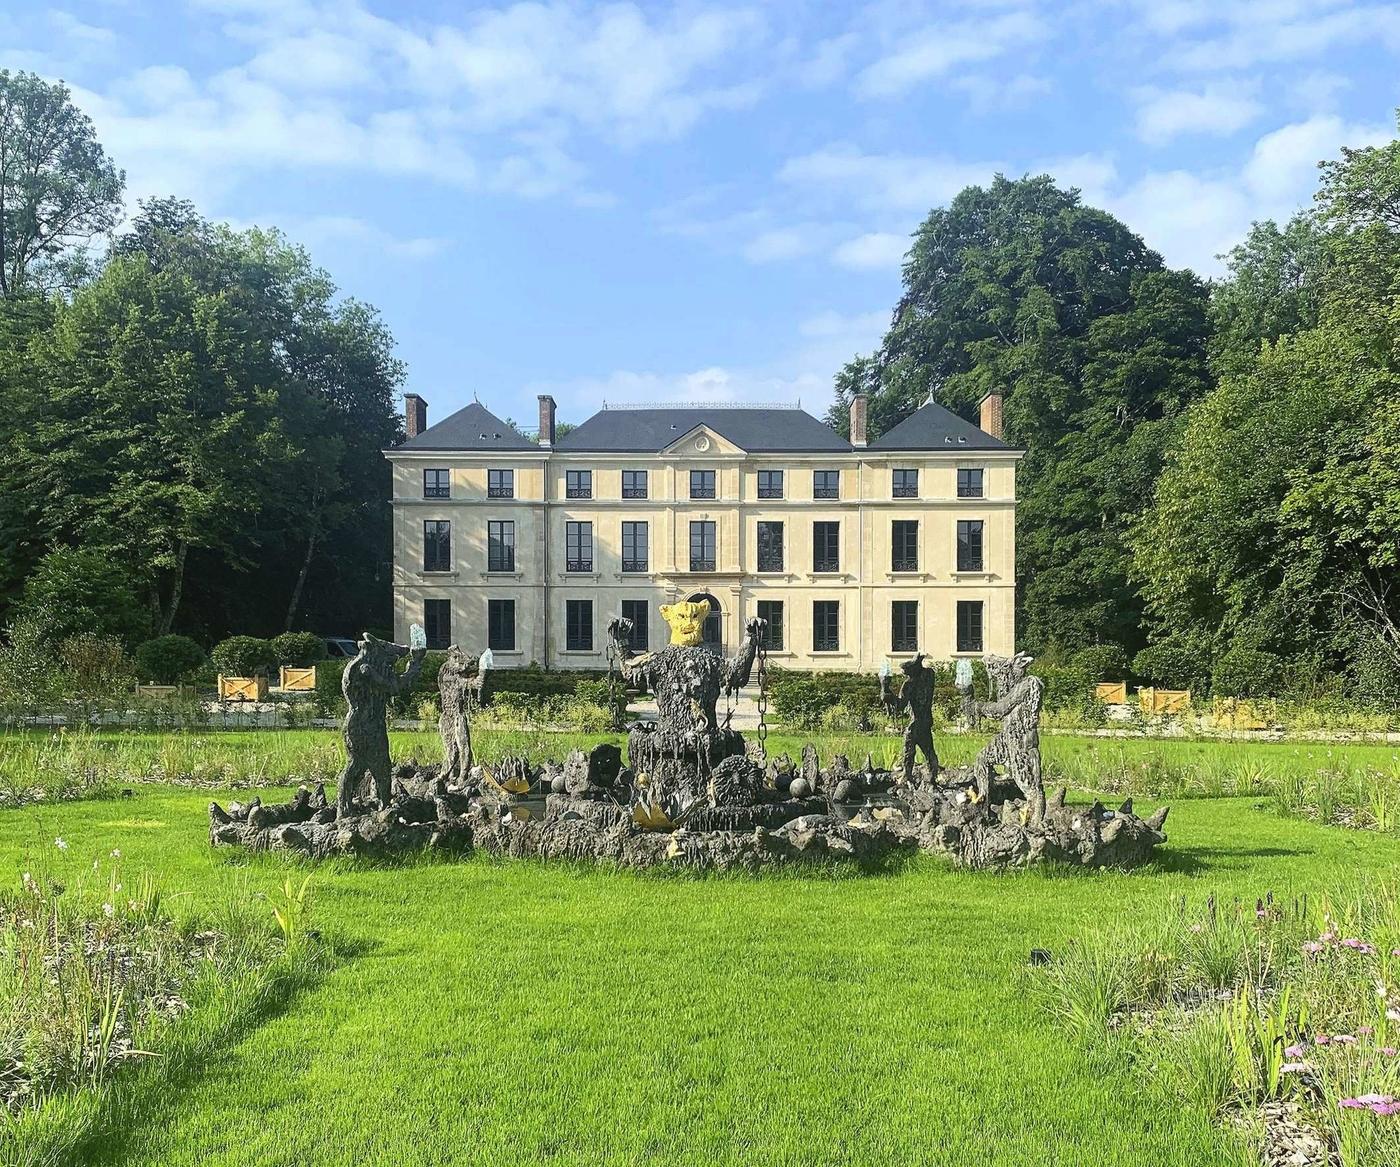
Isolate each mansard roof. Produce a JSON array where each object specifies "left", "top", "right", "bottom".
[
  {"left": 397, "top": 402, "right": 538, "bottom": 451},
  {"left": 556, "top": 405, "right": 852, "bottom": 453},
  {"left": 868, "top": 399, "right": 1012, "bottom": 451}
]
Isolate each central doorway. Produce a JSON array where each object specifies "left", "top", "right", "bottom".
[{"left": 687, "top": 591, "right": 723, "bottom": 654}]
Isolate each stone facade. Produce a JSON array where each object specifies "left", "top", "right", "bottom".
[{"left": 386, "top": 399, "right": 1021, "bottom": 671}]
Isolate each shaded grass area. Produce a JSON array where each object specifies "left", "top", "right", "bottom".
[{"left": 3, "top": 789, "right": 1400, "bottom": 1164}]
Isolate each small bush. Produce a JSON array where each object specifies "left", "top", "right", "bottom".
[
  {"left": 58, "top": 635, "right": 134, "bottom": 703},
  {"left": 134, "top": 635, "right": 206, "bottom": 685},
  {"left": 1071, "top": 644, "right": 1130, "bottom": 682},
  {"left": 1212, "top": 646, "right": 1285, "bottom": 699},
  {"left": 271, "top": 632, "right": 327, "bottom": 668},
  {"left": 210, "top": 636, "right": 278, "bottom": 678},
  {"left": 313, "top": 658, "right": 348, "bottom": 718},
  {"left": 1132, "top": 637, "right": 1209, "bottom": 691}
]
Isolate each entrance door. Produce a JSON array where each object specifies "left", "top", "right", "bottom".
[{"left": 687, "top": 592, "right": 723, "bottom": 654}]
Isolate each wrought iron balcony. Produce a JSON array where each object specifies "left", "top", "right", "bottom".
[{"left": 566, "top": 559, "right": 594, "bottom": 573}]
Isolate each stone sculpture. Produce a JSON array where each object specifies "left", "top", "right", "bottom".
[
  {"left": 336, "top": 633, "right": 426, "bottom": 816},
  {"left": 879, "top": 654, "right": 939, "bottom": 782},
  {"left": 606, "top": 600, "right": 764, "bottom": 804},
  {"left": 438, "top": 645, "right": 478, "bottom": 787},
  {"left": 970, "top": 651, "right": 1046, "bottom": 823}
]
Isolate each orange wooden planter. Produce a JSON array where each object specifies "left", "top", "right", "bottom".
[
  {"left": 219, "top": 675, "right": 268, "bottom": 702},
  {"left": 279, "top": 666, "right": 317, "bottom": 692}
]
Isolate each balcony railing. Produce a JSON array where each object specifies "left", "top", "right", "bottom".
[
  {"left": 957, "top": 554, "right": 984, "bottom": 572},
  {"left": 892, "top": 484, "right": 918, "bottom": 498},
  {"left": 813, "top": 557, "right": 840, "bottom": 573},
  {"left": 423, "top": 486, "right": 450, "bottom": 499},
  {"left": 566, "top": 559, "right": 594, "bottom": 573},
  {"left": 565, "top": 486, "right": 592, "bottom": 499},
  {"left": 622, "top": 487, "right": 647, "bottom": 499},
  {"left": 689, "top": 558, "right": 716, "bottom": 572},
  {"left": 892, "top": 556, "right": 918, "bottom": 573},
  {"left": 621, "top": 559, "right": 648, "bottom": 573},
  {"left": 487, "top": 485, "right": 514, "bottom": 498},
  {"left": 757, "top": 556, "right": 784, "bottom": 573},
  {"left": 488, "top": 555, "right": 515, "bottom": 573}
]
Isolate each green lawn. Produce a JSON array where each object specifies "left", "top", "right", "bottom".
[{"left": 5, "top": 778, "right": 1400, "bottom": 1165}]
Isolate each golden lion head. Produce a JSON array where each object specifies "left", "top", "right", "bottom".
[{"left": 660, "top": 600, "right": 710, "bottom": 647}]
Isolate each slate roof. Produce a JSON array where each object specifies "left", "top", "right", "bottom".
[
  {"left": 396, "top": 402, "right": 539, "bottom": 451},
  {"left": 556, "top": 407, "right": 852, "bottom": 453},
  {"left": 868, "top": 400, "right": 1012, "bottom": 451}
]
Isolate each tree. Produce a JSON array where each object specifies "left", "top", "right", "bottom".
[
  {"left": 15, "top": 546, "right": 147, "bottom": 645},
  {"left": 0, "top": 71, "right": 123, "bottom": 296},
  {"left": 828, "top": 175, "right": 1212, "bottom": 654}
]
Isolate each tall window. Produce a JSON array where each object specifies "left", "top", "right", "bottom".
[
  {"left": 757, "top": 469, "right": 784, "bottom": 499},
  {"left": 957, "top": 468, "right": 984, "bottom": 498},
  {"left": 891, "top": 601, "right": 918, "bottom": 652},
  {"left": 622, "top": 470, "right": 648, "bottom": 499},
  {"left": 620, "top": 600, "right": 649, "bottom": 651},
  {"left": 424, "top": 599, "right": 450, "bottom": 649},
  {"left": 566, "top": 470, "right": 592, "bottom": 499},
  {"left": 566, "top": 600, "right": 593, "bottom": 651},
  {"left": 892, "top": 468, "right": 919, "bottom": 498},
  {"left": 756, "top": 600, "right": 784, "bottom": 651},
  {"left": 892, "top": 520, "right": 919, "bottom": 572},
  {"left": 690, "top": 469, "right": 716, "bottom": 499},
  {"left": 813, "top": 470, "right": 839, "bottom": 500},
  {"left": 423, "top": 469, "right": 450, "bottom": 499},
  {"left": 813, "top": 521, "right": 840, "bottom": 573},
  {"left": 621, "top": 521, "right": 649, "bottom": 573},
  {"left": 757, "top": 521, "right": 784, "bottom": 572},
  {"left": 812, "top": 601, "right": 840, "bottom": 652},
  {"left": 423, "top": 520, "right": 451, "bottom": 572},
  {"left": 488, "top": 599, "right": 515, "bottom": 651},
  {"left": 690, "top": 520, "right": 716, "bottom": 572},
  {"left": 957, "top": 520, "right": 985, "bottom": 572},
  {"left": 566, "top": 521, "right": 593, "bottom": 572},
  {"left": 487, "top": 520, "right": 515, "bottom": 572},
  {"left": 488, "top": 469, "right": 514, "bottom": 498},
  {"left": 957, "top": 601, "right": 984, "bottom": 653}
]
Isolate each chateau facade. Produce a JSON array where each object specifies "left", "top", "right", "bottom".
[{"left": 385, "top": 393, "right": 1020, "bottom": 671}]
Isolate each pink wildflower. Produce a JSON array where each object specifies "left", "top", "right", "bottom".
[
  {"left": 1285, "top": 1044, "right": 1307, "bottom": 1058},
  {"left": 1382, "top": 1047, "right": 1398, "bottom": 1057},
  {"left": 1303, "top": 941, "right": 1325, "bottom": 955},
  {"left": 1281, "top": 1062, "right": 1309, "bottom": 1074},
  {"left": 1358, "top": 1026, "right": 1374, "bottom": 1036},
  {"left": 1316, "top": 1035, "right": 1332, "bottom": 1046},
  {"left": 1333, "top": 1035, "right": 1358, "bottom": 1045}
]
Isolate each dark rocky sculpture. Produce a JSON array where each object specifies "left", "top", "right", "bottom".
[
  {"left": 335, "top": 633, "right": 425, "bottom": 816},
  {"left": 438, "top": 645, "right": 479, "bottom": 788},
  {"left": 879, "top": 655, "right": 939, "bottom": 782},
  {"left": 212, "top": 615, "right": 1170, "bottom": 872}
]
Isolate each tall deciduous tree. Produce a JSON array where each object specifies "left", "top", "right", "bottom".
[
  {"left": 828, "top": 175, "right": 1211, "bottom": 655},
  {"left": 0, "top": 71, "right": 123, "bottom": 296}
]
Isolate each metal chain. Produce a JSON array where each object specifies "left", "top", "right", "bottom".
[{"left": 755, "top": 635, "right": 769, "bottom": 762}]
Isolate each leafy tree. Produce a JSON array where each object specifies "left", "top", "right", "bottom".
[
  {"left": 15, "top": 547, "right": 147, "bottom": 645},
  {"left": 133, "top": 634, "right": 206, "bottom": 685},
  {"left": 828, "top": 175, "right": 1211, "bottom": 654},
  {"left": 0, "top": 71, "right": 123, "bottom": 296}
]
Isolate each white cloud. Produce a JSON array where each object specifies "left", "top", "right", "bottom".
[
  {"left": 1160, "top": 3, "right": 1400, "bottom": 71},
  {"left": 279, "top": 215, "right": 451, "bottom": 260},
  {"left": 831, "top": 232, "right": 908, "bottom": 270},
  {"left": 1133, "top": 82, "right": 1263, "bottom": 144},
  {"left": 742, "top": 226, "right": 825, "bottom": 263},
  {"left": 779, "top": 144, "right": 1000, "bottom": 213},
  {"left": 854, "top": 10, "right": 1044, "bottom": 99}
]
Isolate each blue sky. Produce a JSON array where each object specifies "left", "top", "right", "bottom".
[{"left": 5, "top": 1, "right": 1399, "bottom": 429}]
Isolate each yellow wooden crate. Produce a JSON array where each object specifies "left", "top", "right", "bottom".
[
  {"left": 135, "top": 684, "right": 180, "bottom": 699},
  {"left": 1210, "top": 698, "right": 1270, "bottom": 731},
  {"left": 1094, "top": 681, "right": 1128, "bottom": 704},
  {"left": 219, "top": 675, "right": 268, "bottom": 702},
  {"left": 1138, "top": 687, "right": 1191, "bottom": 715},
  {"left": 279, "top": 666, "right": 317, "bottom": 692}
]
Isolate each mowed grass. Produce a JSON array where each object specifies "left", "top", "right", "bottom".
[{"left": 5, "top": 777, "right": 1400, "bottom": 1164}]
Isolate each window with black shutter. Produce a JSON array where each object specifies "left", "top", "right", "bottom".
[
  {"left": 621, "top": 522, "right": 648, "bottom": 572},
  {"left": 620, "top": 600, "right": 649, "bottom": 651},
  {"left": 756, "top": 601, "right": 784, "bottom": 651},
  {"left": 891, "top": 601, "right": 918, "bottom": 652},
  {"left": 487, "top": 599, "right": 515, "bottom": 650},
  {"left": 424, "top": 599, "right": 451, "bottom": 649},
  {"left": 757, "top": 521, "right": 784, "bottom": 572},
  {"left": 566, "top": 522, "right": 593, "bottom": 572},
  {"left": 487, "top": 520, "right": 514, "bottom": 572},
  {"left": 956, "top": 601, "right": 984, "bottom": 652},
  {"left": 566, "top": 600, "right": 593, "bottom": 651},
  {"left": 812, "top": 522, "right": 840, "bottom": 572},
  {"left": 892, "top": 520, "right": 919, "bottom": 572},
  {"left": 957, "top": 520, "right": 984, "bottom": 572},
  {"left": 812, "top": 601, "right": 840, "bottom": 652},
  {"left": 689, "top": 521, "right": 716, "bottom": 572},
  {"left": 423, "top": 520, "right": 451, "bottom": 572}
]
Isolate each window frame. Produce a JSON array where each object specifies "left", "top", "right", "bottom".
[
  {"left": 565, "top": 599, "right": 594, "bottom": 652},
  {"left": 891, "top": 519, "right": 919, "bottom": 573},
  {"left": 621, "top": 521, "right": 649, "bottom": 573},
  {"left": 956, "top": 600, "right": 984, "bottom": 653},
  {"left": 487, "top": 598, "right": 516, "bottom": 651},
  {"left": 620, "top": 600, "right": 649, "bottom": 651},
  {"left": 487, "top": 468, "right": 514, "bottom": 499},
  {"left": 812, "top": 469, "right": 839, "bottom": 500},
  {"left": 424, "top": 598, "right": 451, "bottom": 650},
  {"left": 565, "top": 521, "right": 594, "bottom": 573},
  {"left": 756, "top": 600, "right": 784, "bottom": 651},
  {"left": 565, "top": 469, "right": 592, "bottom": 499},
  {"left": 690, "top": 469, "right": 716, "bottom": 500},
  {"left": 487, "top": 519, "right": 515, "bottom": 573},
  {"left": 891, "top": 600, "right": 918, "bottom": 653},
  {"left": 756, "top": 520, "right": 784, "bottom": 573},
  {"left": 956, "top": 519, "right": 985, "bottom": 572},
  {"left": 622, "top": 469, "right": 648, "bottom": 500},
  {"left": 757, "top": 469, "right": 784, "bottom": 500},
  {"left": 689, "top": 519, "right": 716, "bottom": 572},
  {"left": 957, "top": 467, "right": 984, "bottom": 499},
  {"left": 812, "top": 521, "right": 840, "bottom": 573},
  {"left": 812, "top": 600, "right": 840, "bottom": 653},
  {"left": 892, "top": 468, "right": 919, "bottom": 499},
  {"left": 423, "top": 468, "right": 450, "bottom": 499},
  {"left": 422, "top": 519, "right": 452, "bottom": 573}
]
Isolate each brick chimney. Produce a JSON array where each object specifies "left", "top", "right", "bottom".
[
  {"left": 850, "top": 393, "right": 868, "bottom": 448},
  {"left": 537, "top": 394, "right": 556, "bottom": 448},
  {"left": 404, "top": 393, "right": 427, "bottom": 438},
  {"left": 978, "top": 390, "right": 1004, "bottom": 441}
]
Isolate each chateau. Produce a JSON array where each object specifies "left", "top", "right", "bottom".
[{"left": 385, "top": 392, "right": 1020, "bottom": 671}]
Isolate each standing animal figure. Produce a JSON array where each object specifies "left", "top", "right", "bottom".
[
  {"left": 438, "top": 645, "right": 479, "bottom": 787},
  {"left": 336, "top": 633, "right": 425, "bottom": 816},
  {"left": 972, "top": 651, "right": 1046, "bottom": 822},
  {"left": 881, "top": 654, "right": 939, "bottom": 782}
]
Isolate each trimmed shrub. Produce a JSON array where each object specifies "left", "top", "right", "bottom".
[
  {"left": 1132, "top": 638, "right": 1209, "bottom": 691},
  {"left": 210, "top": 636, "right": 278, "bottom": 678},
  {"left": 314, "top": 658, "right": 349, "bottom": 718},
  {"left": 134, "top": 635, "right": 206, "bottom": 685},
  {"left": 1071, "top": 644, "right": 1130, "bottom": 682},
  {"left": 1211, "top": 646, "right": 1285, "bottom": 698},
  {"left": 271, "top": 631, "right": 327, "bottom": 667}
]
